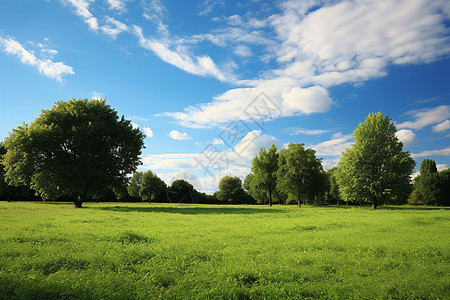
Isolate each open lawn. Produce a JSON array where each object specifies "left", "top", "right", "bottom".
[{"left": 0, "top": 202, "right": 449, "bottom": 299}]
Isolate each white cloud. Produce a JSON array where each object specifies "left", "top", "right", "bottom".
[
  {"left": 0, "top": 36, "right": 74, "bottom": 82},
  {"left": 131, "top": 122, "right": 139, "bottom": 129},
  {"left": 197, "top": 0, "right": 225, "bottom": 16},
  {"left": 308, "top": 132, "right": 353, "bottom": 156},
  {"left": 234, "top": 130, "right": 282, "bottom": 157},
  {"left": 143, "top": 127, "right": 154, "bottom": 138},
  {"left": 133, "top": 25, "right": 234, "bottom": 82},
  {"left": 397, "top": 105, "right": 450, "bottom": 130},
  {"left": 411, "top": 147, "right": 450, "bottom": 158},
  {"left": 437, "top": 164, "right": 449, "bottom": 171},
  {"left": 169, "top": 130, "right": 192, "bottom": 140},
  {"left": 432, "top": 120, "right": 450, "bottom": 132},
  {"left": 100, "top": 17, "right": 128, "bottom": 39},
  {"left": 395, "top": 129, "right": 416, "bottom": 147},
  {"left": 282, "top": 86, "right": 332, "bottom": 114},
  {"left": 63, "top": 0, "right": 98, "bottom": 31},
  {"left": 287, "top": 127, "right": 331, "bottom": 135},
  {"left": 91, "top": 91, "right": 104, "bottom": 100},
  {"left": 168, "top": 0, "right": 450, "bottom": 128},
  {"left": 106, "top": 0, "right": 126, "bottom": 12}
]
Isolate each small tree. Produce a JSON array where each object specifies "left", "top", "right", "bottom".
[
  {"left": 2, "top": 99, "right": 145, "bottom": 207},
  {"left": 277, "top": 143, "right": 323, "bottom": 207},
  {"left": 140, "top": 171, "right": 167, "bottom": 202},
  {"left": 337, "top": 113, "right": 415, "bottom": 209},
  {"left": 251, "top": 145, "right": 279, "bottom": 206},
  {"left": 216, "top": 176, "right": 247, "bottom": 204},
  {"left": 128, "top": 171, "right": 144, "bottom": 199}
]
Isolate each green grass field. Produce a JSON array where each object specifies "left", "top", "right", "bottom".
[{"left": 0, "top": 202, "right": 449, "bottom": 299}]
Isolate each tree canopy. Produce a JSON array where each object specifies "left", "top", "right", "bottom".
[
  {"left": 277, "top": 143, "right": 323, "bottom": 207},
  {"left": 216, "top": 176, "right": 249, "bottom": 204},
  {"left": 140, "top": 170, "right": 167, "bottom": 202},
  {"left": 251, "top": 144, "right": 279, "bottom": 206},
  {"left": 2, "top": 99, "right": 145, "bottom": 207},
  {"left": 337, "top": 112, "right": 415, "bottom": 209}
]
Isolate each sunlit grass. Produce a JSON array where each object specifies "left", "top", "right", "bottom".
[{"left": 0, "top": 202, "right": 449, "bottom": 299}]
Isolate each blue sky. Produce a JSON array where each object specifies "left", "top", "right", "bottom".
[{"left": 0, "top": 0, "right": 449, "bottom": 193}]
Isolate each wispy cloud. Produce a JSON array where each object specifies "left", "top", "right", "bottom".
[
  {"left": 63, "top": 0, "right": 98, "bottom": 31},
  {"left": 0, "top": 36, "right": 74, "bottom": 82},
  {"left": 197, "top": 0, "right": 225, "bottom": 16},
  {"left": 91, "top": 91, "right": 104, "bottom": 100},
  {"left": 106, "top": 0, "right": 127, "bottom": 12},
  {"left": 411, "top": 147, "right": 450, "bottom": 158},
  {"left": 397, "top": 105, "right": 450, "bottom": 130},
  {"left": 169, "top": 130, "right": 192, "bottom": 140},
  {"left": 308, "top": 132, "right": 353, "bottom": 157},
  {"left": 286, "top": 127, "right": 332, "bottom": 135},
  {"left": 432, "top": 120, "right": 450, "bottom": 132},
  {"left": 133, "top": 25, "right": 234, "bottom": 82},
  {"left": 100, "top": 17, "right": 128, "bottom": 39}
]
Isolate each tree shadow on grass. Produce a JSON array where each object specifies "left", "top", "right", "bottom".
[
  {"left": 377, "top": 206, "right": 449, "bottom": 211},
  {"left": 92, "top": 205, "right": 285, "bottom": 215}
]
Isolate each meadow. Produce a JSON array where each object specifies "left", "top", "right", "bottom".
[{"left": 0, "top": 202, "right": 448, "bottom": 299}]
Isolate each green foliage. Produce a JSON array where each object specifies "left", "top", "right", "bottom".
[
  {"left": 216, "top": 175, "right": 249, "bottom": 204},
  {"left": 277, "top": 143, "right": 324, "bottom": 206},
  {"left": 2, "top": 99, "right": 145, "bottom": 207},
  {"left": 251, "top": 145, "right": 279, "bottom": 206},
  {"left": 0, "top": 202, "right": 449, "bottom": 299},
  {"left": 407, "top": 190, "right": 425, "bottom": 205},
  {"left": 127, "top": 171, "right": 143, "bottom": 198},
  {"left": 140, "top": 170, "right": 167, "bottom": 202},
  {"left": 420, "top": 159, "right": 437, "bottom": 176},
  {"left": 168, "top": 179, "right": 196, "bottom": 203},
  {"left": 324, "top": 167, "right": 340, "bottom": 204},
  {"left": 414, "top": 161, "right": 450, "bottom": 206},
  {"left": 337, "top": 112, "right": 415, "bottom": 208}
]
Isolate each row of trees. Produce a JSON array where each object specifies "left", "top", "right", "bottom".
[
  {"left": 244, "top": 113, "right": 420, "bottom": 209},
  {"left": 0, "top": 99, "right": 448, "bottom": 207}
]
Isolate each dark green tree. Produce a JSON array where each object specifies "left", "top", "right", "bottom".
[
  {"left": 251, "top": 145, "right": 279, "bottom": 206},
  {"left": 337, "top": 112, "right": 415, "bottom": 209},
  {"left": 420, "top": 159, "right": 437, "bottom": 175},
  {"left": 140, "top": 170, "right": 167, "bottom": 202},
  {"left": 415, "top": 159, "right": 443, "bottom": 206},
  {"left": 216, "top": 176, "right": 247, "bottom": 204},
  {"left": 277, "top": 143, "right": 323, "bottom": 207},
  {"left": 168, "top": 179, "right": 196, "bottom": 203},
  {"left": 128, "top": 171, "right": 144, "bottom": 199},
  {"left": 439, "top": 169, "right": 450, "bottom": 206},
  {"left": 2, "top": 99, "right": 145, "bottom": 207}
]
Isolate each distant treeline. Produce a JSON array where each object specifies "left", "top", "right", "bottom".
[{"left": 1, "top": 100, "right": 448, "bottom": 207}]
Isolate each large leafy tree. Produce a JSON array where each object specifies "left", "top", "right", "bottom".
[
  {"left": 337, "top": 112, "right": 415, "bottom": 209},
  {"left": 2, "top": 99, "right": 145, "bottom": 207},
  {"left": 251, "top": 145, "right": 279, "bottom": 206},
  {"left": 277, "top": 143, "right": 323, "bottom": 207},
  {"left": 140, "top": 170, "right": 167, "bottom": 202}
]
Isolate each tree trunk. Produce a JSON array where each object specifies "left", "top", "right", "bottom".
[
  {"left": 269, "top": 191, "right": 272, "bottom": 207},
  {"left": 298, "top": 195, "right": 301, "bottom": 208},
  {"left": 73, "top": 195, "right": 83, "bottom": 208},
  {"left": 372, "top": 198, "right": 378, "bottom": 210}
]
